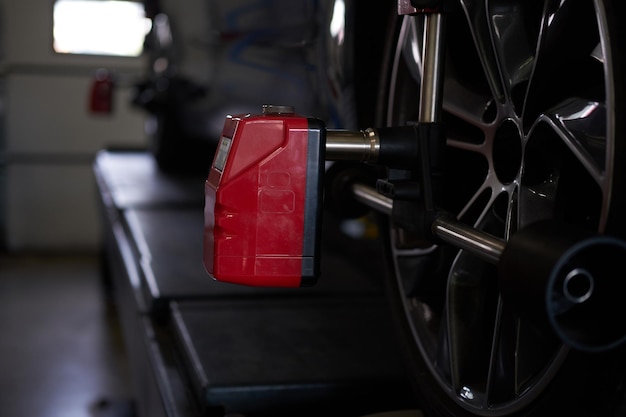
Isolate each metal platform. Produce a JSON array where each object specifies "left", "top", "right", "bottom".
[{"left": 171, "top": 298, "right": 413, "bottom": 416}]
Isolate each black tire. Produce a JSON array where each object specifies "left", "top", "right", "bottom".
[{"left": 378, "top": 1, "right": 626, "bottom": 416}]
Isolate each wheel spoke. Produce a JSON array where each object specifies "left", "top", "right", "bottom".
[
  {"left": 538, "top": 99, "right": 606, "bottom": 180},
  {"left": 524, "top": 0, "right": 603, "bottom": 123},
  {"left": 443, "top": 78, "right": 496, "bottom": 128},
  {"left": 521, "top": 101, "right": 606, "bottom": 230},
  {"left": 458, "top": 0, "right": 506, "bottom": 103},
  {"left": 485, "top": 0, "right": 545, "bottom": 115},
  {"left": 485, "top": 298, "right": 517, "bottom": 405},
  {"left": 447, "top": 193, "right": 508, "bottom": 407},
  {"left": 448, "top": 250, "right": 498, "bottom": 405}
]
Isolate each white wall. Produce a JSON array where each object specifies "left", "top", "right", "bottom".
[{"left": 1, "top": 0, "right": 148, "bottom": 251}]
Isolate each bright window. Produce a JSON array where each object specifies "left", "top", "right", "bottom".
[{"left": 53, "top": 0, "right": 151, "bottom": 57}]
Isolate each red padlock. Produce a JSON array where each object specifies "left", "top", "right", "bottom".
[{"left": 203, "top": 105, "right": 325, "bottom": 287}]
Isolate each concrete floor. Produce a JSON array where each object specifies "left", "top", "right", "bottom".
[{"left": 0, "top": 254, "right": 134, "bottom": 417}]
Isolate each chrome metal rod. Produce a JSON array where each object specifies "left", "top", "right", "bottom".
[
  {"left": 349, "top": 183, "right": 506, "bottom": 264},
  {"left": 432, "top": 217, "right": 506, "bottom": 264},
  {"left": 325, "top": 129, "right": 380, "bottom": 162},
  {"left": 352, "top": 183, "right": 393, "bottom": 215},
  {"left": 419, "top": 13, "right": 445, "bottom": 124}
]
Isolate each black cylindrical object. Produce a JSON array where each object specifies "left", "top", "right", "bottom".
[{"left": 498, "top": 220, "right": 626, "bottom": 352}]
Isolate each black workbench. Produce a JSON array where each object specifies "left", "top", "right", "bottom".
[{"left": 94, "top": 149, "right": 415, "bottom": 417}]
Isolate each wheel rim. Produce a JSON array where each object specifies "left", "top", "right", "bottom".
[{"left": 385, "top": 1, "right": 618, "bottom": 415}]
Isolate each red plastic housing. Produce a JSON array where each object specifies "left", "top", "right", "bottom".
[{"left": 203, "top": 110, "right": 325, "bottom": 287}]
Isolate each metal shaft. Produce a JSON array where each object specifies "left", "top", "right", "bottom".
[
  {"left": 432, "top": 216, "right": 506, "bottom": 264},
  {"left": 419, "top": 12, "right": 446, "bottom": 124},
  {"left": 351, "top": 183, "right": 393, "bottom": 216},
  {"left": 325, "top": 129, "right": 380, "bottom": 162},
  {"left": 350, "top": 183, "right": 506, "bottom": 264}
]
